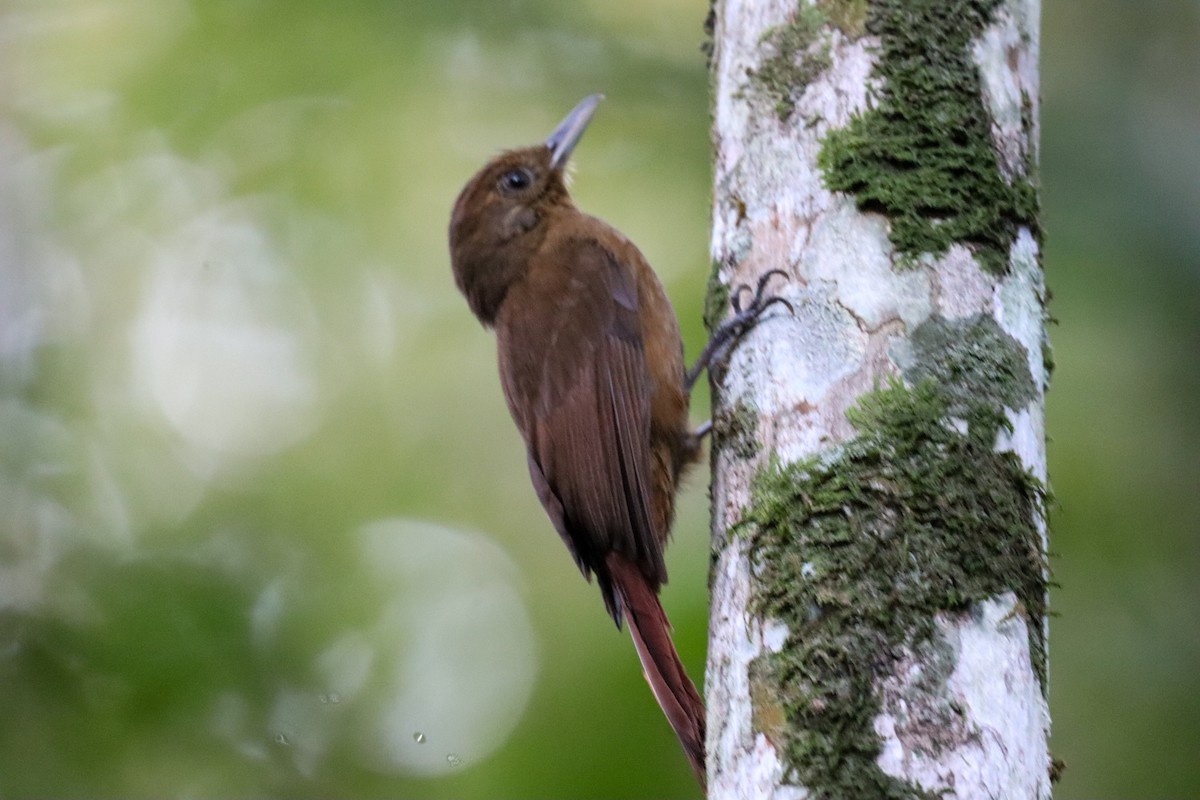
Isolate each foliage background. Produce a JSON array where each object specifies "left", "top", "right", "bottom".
[{"left": 0, "top": 0, "right": 1195, "bottom": 797}]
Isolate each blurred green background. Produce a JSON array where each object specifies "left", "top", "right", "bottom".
[{"left": 0, "top": 0, "right": 1195, "bottom": 797}]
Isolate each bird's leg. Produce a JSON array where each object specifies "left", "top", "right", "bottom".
[
  {"left": 687, "top": 270, "right": 791, "bottom": 444},
  {"left": 685, "top": 269, "right": 791, "bottom": 396}
]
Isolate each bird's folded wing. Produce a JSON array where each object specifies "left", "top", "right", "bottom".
[{"left": 514, "top": 238, "right": 666, "bottom": 620}]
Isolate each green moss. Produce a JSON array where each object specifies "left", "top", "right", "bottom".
[
  {"left": 907, "top": 313, "right": 1036, "bottom": 445},
  {"left": 821, "top": 0, "right": 869, "bottom": 36},
  {"left": 818, "top": 0, "right": 1038, "bottom": 274},
  {"left": 704, "top": 259, "right": 732, "bottom": 333},
  {"left": 737, "top": 315, "right": 1047, "bottom": 798},
  {"left": 749, "top": 657, "right": 789, "bottom": 742},
  {"left": 746, "top": 3, "right": 832, "bottom": 120},
  {"left": 712, "top": 399, "right": 761, "bottom": 460}
]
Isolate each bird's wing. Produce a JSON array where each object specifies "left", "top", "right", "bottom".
[
  {"left": 502, "top": 237, "right": 708, "bottom": 784},
  {"left": 504, "top": 236, "right": 664, "bottom": 621}
]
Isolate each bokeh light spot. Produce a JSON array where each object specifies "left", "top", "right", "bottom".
[{"left": 354, "top": 518, "right": 538, "bottom": 777}]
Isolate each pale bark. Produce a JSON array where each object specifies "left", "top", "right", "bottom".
[{"left": 705, "top": 1, "right": 1050, "bottom": 797}]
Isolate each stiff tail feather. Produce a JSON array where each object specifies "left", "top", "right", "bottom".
[{"left": 606, "top": 552, "right": 707, "bottom": 792}]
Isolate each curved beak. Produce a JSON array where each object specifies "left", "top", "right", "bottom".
[{"left": 546, "top": 94, "right": 604, "bottom": 171}]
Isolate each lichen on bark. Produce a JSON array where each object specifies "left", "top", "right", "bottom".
[
  {"left": 704, "top": 258, "right": 733, "bottom": 333},
  {"left": 712, "top": 398, "right": 761, "bottom": 461},
  {"left": 742, "top": 0, "right": 870, "bottom": 121},
  {"left": 818, "top": 0, "right": 1038, "bottom": 274},
  {"left": 736, "top": 314, "right": 1048, "bottom": 799},
  {"left": 746, "top": 3, "right": 831, "bottom": 120},
  {"left": 906, "top": 313, "right": 1037, "bottom": 444}
]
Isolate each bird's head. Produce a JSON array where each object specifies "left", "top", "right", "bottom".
[{"left": 448, "top": 94, "right": 603, "bottom": 323}]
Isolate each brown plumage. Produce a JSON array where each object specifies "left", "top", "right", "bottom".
[{"left": 448, "top": 95, "right": 706, "bottom": 788}]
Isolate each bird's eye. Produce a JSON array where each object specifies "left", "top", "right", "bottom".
[{"left": 499, "top": 168, "right": 533, "bottom": 192}]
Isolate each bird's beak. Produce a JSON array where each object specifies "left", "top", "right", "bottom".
[{"left": 546, "top": 94, "right": 604, "bottom": 171}]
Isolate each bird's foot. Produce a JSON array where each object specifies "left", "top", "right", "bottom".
[{"left": 685, "top": 270, "right": 792, "bottom": 393}]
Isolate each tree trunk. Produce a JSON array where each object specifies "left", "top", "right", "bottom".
[{"left": 703, "top": 1, "right": 1051, "bottom": 797}]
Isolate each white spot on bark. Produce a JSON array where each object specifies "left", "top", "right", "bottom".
[
  {"left": 875, "top": 594, "right": 1051, "bottom": 799},
  {"left": 928, "top": 245, "right": 996, "bottom": 319},
  {"left": 799, "top": 31, "right": 881, "bottom": 128},
  {"left": 996, "top": 229, "right": 1046, "bottom": 388},
  {"left": 723, "top": 285, "right": 868, "bottom": 464},
  {"left": 803, "top": 200, "right": 932, "bottom": 331},
  {"left": 973, "top": 2, "right": 1041, "bottom": 180},
  {"left": 997, "top": 404, "right": 1047, "bottom": 483},
  {"left": 762, "top": 619, "right": 789, "bottom": 652},
  {"left": 994, "top": 228, "right": 1047, "bottom": 483}
]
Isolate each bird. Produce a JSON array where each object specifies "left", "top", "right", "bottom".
[{"left": 448, "top": 94, "right": 786, "bottom": 791}]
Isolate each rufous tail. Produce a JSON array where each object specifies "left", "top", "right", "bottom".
[{"left": 606, "top": 552, "right": 707, "bottom": 792}]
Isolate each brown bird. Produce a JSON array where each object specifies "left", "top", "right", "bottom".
[{"left": 448, "top": 94, "right": 785, "bottom": 791}]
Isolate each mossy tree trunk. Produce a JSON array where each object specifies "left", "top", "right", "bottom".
[{"left": 703, "top": 0, "right": 1052, "bottom": 797}]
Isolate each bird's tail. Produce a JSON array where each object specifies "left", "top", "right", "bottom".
[{"left": 606, "top": 552, "right": 707, "bottom": 792}]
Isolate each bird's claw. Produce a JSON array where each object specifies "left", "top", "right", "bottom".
[
  {"left": 731, "top": 269, "right": 792, "bottom": 316},
  {"left": 685, "top": 269, "right": 792, "bottom": 393}
]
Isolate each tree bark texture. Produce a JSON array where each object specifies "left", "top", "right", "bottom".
[{"left": 704, "top": 1, "right": 1050, "bottom": 798}]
